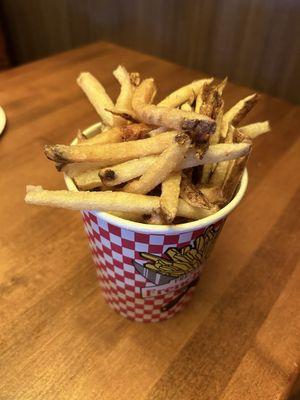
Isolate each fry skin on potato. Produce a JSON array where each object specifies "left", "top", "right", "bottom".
[{"left": 132, "top": 79, "right": 216, "bottom": 142}]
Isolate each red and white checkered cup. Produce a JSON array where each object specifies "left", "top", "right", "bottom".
[
  {"left": 65, "top": 170, "right": 248, "bottom": 323},
  {"left": 64, "top": 128, "right": 248, "bottom": 322}
]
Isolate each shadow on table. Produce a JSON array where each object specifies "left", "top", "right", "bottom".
[{"left": 288, "top": 375, "right": 300, "bottom": 400}]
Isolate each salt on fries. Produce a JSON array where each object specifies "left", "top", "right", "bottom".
[{"left": 25, "top": 66, "right": 269, "bottom": 225}]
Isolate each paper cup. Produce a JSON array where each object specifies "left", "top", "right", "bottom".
[{"left": 64, "top": 129, "right": 248, "bottom": 322}]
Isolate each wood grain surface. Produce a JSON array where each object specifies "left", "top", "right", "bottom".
[
  {"left": 1, "top": 0, "right": 300, "bottom": 103},
  {"left": 0, "top": 41, "right": 299, "bottom": 400}
]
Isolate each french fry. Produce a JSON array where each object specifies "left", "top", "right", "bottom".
[
  {"left": 25, "top": 186, "right": 217, "bottom": 221},
  {"left": 129, "top": 72, "right": 140, "bottom": 86},
  {"left": 209, "top": 125, "right": 237, "bottom": 186},
  {"left": 200, "top": 186, "right": 225, "bottom": 206},
  {"left": 181, "top": 102, "right": 193, "bottom": 112},
  {"left": 77, "top": 72, "right": 115, "bottom": 126},
  {"left": 238, "top": 121, "right": 270, "bottom": 139},
  {"left": 44, "top": 131, "right": 178, "bottom": 164},
  {"left": 222, "top": 155, "right": 249, "bottom": 202},
  {"left": 124, "top": 136, "right": 190, "bottom": 194},
  {"left": 199, "top": 80, "right": 226, "bottom": 183},
  {"left": 99, "top": 142, "right": 251, "bottom": 186},
  {"left": 73, "top": 169, "right": 102, "bottom": 190},
  {"left": 158, "top": 78, "right": 213, "bottom": 108},
  {"left": 62, "top": 161, "right": 104, "bottom": 178},
  {"left": 224, "top": 93, "right": 259, "bottom": 126},
  {"left": 108, "top": 211, "right": 143, "bottom": 222},
  {"left": 133, "top": 79, "right": 216, "bottom": 141},
  {"left": 100, "top": 155, "right": 157, "bottom": 186},
  {"left": 121, "top": 123, "right": 153, "bottom": 141},
  {"left": 113, "top": 65, "right": 136, "bottom": 115},
  {"left": 160, "top": 171, "right": 182, "bottom": 223},
  {"left": 77, "top": 126, "right": 123, "bottom": 146},
  {"left": 177, "top": 199, "right": 219, "bottom": 220},
  {"left": 144, "top": 211, "right": 165, "bottom": 225},
  {"left": 180, "top": 177, "right": 213, "bottom": 209}
]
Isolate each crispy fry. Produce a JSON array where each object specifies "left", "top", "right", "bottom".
[
  {"left": 222, "top": 155, "right": 249, "bottom": 202},
  {"left": 113, "top": 65, "right": 135, "bottom": 115},
  {"left": 44, "top": 131, "right": 177, "bottom": 164},
  {"left": 25, "top": 186, "right": 216, "bottom": 220},
  {"left": 160, "top": 171, "right": 182, "bottom": 223},
  {"left": 77, "top": 72, "right": 115, "bottom": 126},
  {"left": 209, "top": 125, "right": 236, "bottom": 186},
  {"left": 99, "top": 142, "right": 251, "bottom": 186},
  {"left": 78, "top": 126, "right": 123, "bottom": 146},
  {"left": 109, "top": 211, "right": 143, "bottom": 222},
  {"left": 73, "top": 169, "right": 102, "bottom": 190},
  {"left": 133, "top": 79, "right": 216, "bottom": 141},
  {"left": 180, "top": 177, "right": 213, "bottom": 209},
  {"left": 124, "top": 136, "right": 190, "bottom": 194},
  {"left": 224, "top": 93, "right": 259, "bottom": 126},
  {"left": 62, "top": 162, "right": 104, "bottom": 178},
  {"left": 158, "top": 78, "right": 213, "bottom": 108},
  {"left": 238, "top": 121, "right": 270, "bottom": 139},
  {"left": 144, "top": 211, "right": 165, "bottom": 225},
  {"left": 99, "top": 155, "right": 157, "bottom": 186},
  {"left": 181, "top": 102, "right": 193, "bottom": 112},
  {"left": 129, "top": 72, "right": 140, "bottom": 86},
  {"left": 200, "top": 186, "right": 225, "bottom": 205}
]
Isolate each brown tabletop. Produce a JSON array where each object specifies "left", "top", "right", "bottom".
[{"left": 0, "top": 41, "right": 299, "bottom": 400}]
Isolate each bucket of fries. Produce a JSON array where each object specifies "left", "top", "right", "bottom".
[{"left": 25, "top": 66, "right": 269, "bottom": 322}]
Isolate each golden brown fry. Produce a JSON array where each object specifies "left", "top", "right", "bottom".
[
  {"left": 209, "top": 125, "right": 236, "bottom": 187},
  {"left": 224, "top": 93, "right": 259, "bottom": 126},
  {"left": 73, "top": 169, "right": 102, "bottom": 190},
  {"left": 108, "top": 211, "right": 143, "bottom": 222},
  {"left": 124, "top": 136, "right": 190, "bottom": 194},
  {"left": 180, "top": 102, "right": 193, "bottom": 112},
  {"left": 133, "top": 79, "right": 216, "bottom": 141},
  {"left": 99, "top": 142, "right": 251, "bottom": 186},
  {"left": 78, "top": 126, "right": 123, "bottom": 146},
  {"left": 77, "top": 72, "right": 115, "bottom": 126},
  {"left": 200, "top": 186, "right": 225, "bottom": 206},
  {"left": 158, "top": 78, "right": 213, "bottom": 108},
  {"left": 25, "top": 186, "right": 217, "bottom": 221},
  {"left": 180, "top": 177, "right": 213, "bottom": 209},
  {"left": 222, "top": 155, "right": 249, "bottom": 202},
  {"left": 44, "top": 131, "right": 177, "bottom": 164},
  {"left": 160, "top": 171, "right": 182, "bottom": 223},
  {"left": 62, "top": 161, "right": 104, "bottom": 178},
  {"left": 113, "top": 65, "right": 136, "bottom": 115},
  {"left": 198, "top": 80, "right": 226, "bottom": 183},
  {"left": 144, "top": 211, "right": 165, "bottom": 225},
  {"left": 99, "top": 156, "right": 157, "bottom": 186},
  {"left": 238, "top": 121, "right": 270, "bottom": 139}
]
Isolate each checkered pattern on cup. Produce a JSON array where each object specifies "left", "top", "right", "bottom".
[{"left": 82, "top": 211, "right": 225, "bottom": 322}]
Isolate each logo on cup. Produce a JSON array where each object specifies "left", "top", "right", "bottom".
[{"left": 133, "top": 225, "right": 222, "bottom": 310}]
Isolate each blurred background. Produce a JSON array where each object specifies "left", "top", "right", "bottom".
[{"left": 0, "top": 0, "right": 299, "bottom": 103}]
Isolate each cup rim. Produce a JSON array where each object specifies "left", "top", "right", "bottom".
[{"left": 64, "top": 129, "right": 248, "bottom": 234}]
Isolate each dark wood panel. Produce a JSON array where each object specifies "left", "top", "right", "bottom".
[{"left": 1, "top": 0, "right": 300, "bottom": 102}]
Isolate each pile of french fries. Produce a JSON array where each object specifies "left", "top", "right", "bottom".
[{"left": 25, "top": 66, "right": 270, "bottom": 225}]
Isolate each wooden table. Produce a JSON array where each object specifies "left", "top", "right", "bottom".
[{"left": 0, "top": 41, "right": 299, "bottom": 400}]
